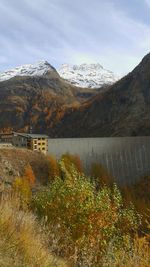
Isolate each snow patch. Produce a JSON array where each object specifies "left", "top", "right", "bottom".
[
  {"left": 0, "top": 60, "right": 54, "bottom": 82},
  {"left": 58, "top": 63, "right": 119, "bottom": 89}
]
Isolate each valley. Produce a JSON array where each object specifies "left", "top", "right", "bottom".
[{"left": 0, "top": 53, "right": 150, "bottom": 137}]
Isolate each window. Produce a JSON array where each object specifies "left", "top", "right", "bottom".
[
  {"left": 34, "top": 145, "right": 37, "bottom": 149},
  {"left": 34, "top": 140, "right": 37, "bottom": 144},
  {"left": 42, "top": 142, "right": 45, "bottom": 145}
]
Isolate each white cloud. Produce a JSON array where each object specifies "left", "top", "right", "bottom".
[
  {"left": 0, "top": 0, "right": 150, "bottom": 75},
  {"left": 145, "top": 0, "right": 150, "bottom": 7}
]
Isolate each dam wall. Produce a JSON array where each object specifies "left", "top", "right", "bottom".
[{"left": 48, "top": 136, "right": 150, "bottom": 185}]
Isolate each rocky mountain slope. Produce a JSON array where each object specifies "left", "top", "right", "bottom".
[
  {"left": 0, "top": 148, "right": 50, "bottom": 184},
  {"left": 51, "top": 53, "right": 150, "bottom": 137},
  {"left": 0, "top": 61, "right": 98, "bottom": 133},
  {"left": 58, "top": 63, "right": 119, "bottom": 88}
]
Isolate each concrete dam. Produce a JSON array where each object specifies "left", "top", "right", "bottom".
[{"left": 48, "top": 136, "right": 150, "bottom": 185}]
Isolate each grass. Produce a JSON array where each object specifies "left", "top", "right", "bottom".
[{"left": 0, "top": 193, "right": 68, "bottom": 267}]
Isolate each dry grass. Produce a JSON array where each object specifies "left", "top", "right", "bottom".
[
  {"left": 0, "top": 194, "right": 68, "bottom": 267},
  {"left": 102, "top": 234, "right": 150, "bottom": 267}
]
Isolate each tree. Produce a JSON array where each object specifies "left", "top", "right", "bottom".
[
  {"left": 23, "top": 163, "right": 36, "bottom": 186},
  {"left": 46, "top": 155, "right": 60, "bottom": 183}
]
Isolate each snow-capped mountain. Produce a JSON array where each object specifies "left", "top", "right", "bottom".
[
  {"left": 0, "top": 60, "right": 55, "bottom": 82},
  {"left": 0, "top": 61, "right": 119, "bottom": 89},
  {"left": 58, "top": 63, "right": 119, "bottom": 88}
]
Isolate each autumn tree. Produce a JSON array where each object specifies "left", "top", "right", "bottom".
[
  {"left": 23, "top": 163, "right": 36, "bottom": 186},
  {"left": 12, "top": 164, "right": 35, "bottom": 207},
  {"left": 46, "top": 155, "right": 60, "bottom": 183}
]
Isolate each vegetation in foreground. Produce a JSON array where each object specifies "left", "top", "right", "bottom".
[
  {"left": 0, "top": 194, "right": 67, "bottom": 267},
  {"left": 0, "top": 153, "right": 150, "bottom": 266}
]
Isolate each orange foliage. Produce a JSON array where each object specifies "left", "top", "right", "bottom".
[
  {"left": 23, "top": 163, "right": 36, "bottom": 186},
  {"left": 90, "top": 162, "right": 112, "bottom": 188},
  {"left": 61, "top": 153, "right": 83, "bottom": 174},
  {"left": 121, "top": 176, "right": 150, "bottom": 231},
  {"left": 46, "top": 155, "right": 60, "bottom": 182}
]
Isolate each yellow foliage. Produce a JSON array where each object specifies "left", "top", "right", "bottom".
[
  {"left": 60, "top": 153, "right": 83, "bottom": 178},
  {"left": 13, "top": 177, "right": 31, "bottom": 207}
]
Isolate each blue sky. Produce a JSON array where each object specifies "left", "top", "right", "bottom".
[{"left": 0, "top": 0, "right": 150, "bottom": 75}]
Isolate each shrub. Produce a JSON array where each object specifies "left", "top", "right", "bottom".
[
  {"left": 60, "top": 153, "right": 83, "bottom": 175},
  {"left": 46, "top": 155, "right": 60, "bottom": 183},
  {"left": 90, "top": 162, "right": 113, "bottom": 188},
  {"left": 122, "top": 176, "right": 150, "bottom": 233},
  {"left": 23, "top": 163, "right": 36, "bottom": 186},
  {"left": 12, "top": 176, "right": 32, "bottom": 207},
  {"left": 32, "top": 162, "right": 141, "bottom": 265}
]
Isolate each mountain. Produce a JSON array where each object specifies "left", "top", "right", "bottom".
[
  {"left": 58, "top": 63, "right": 119, "bottom": 89},
  {"left": 0, "top": 60, "right": 56, "bottom": 82},
  {"left": 51, "top": 53, "right": 150, "bottom": 137},
  {"left": 1, "top": 53, "right": 150, "bottom": 137},
  {"left": 0, "top": 147, "right": 51, "bottom": 184},
  {"left": 0, "top": 61, "right": 98, "bottom": 133}
]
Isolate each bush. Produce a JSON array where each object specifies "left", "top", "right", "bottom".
[
  {"left": 32, "top": 162, "right": 141, "bottom": 265},
  {"left": 46, "top": 155, "right": 60, "bottom": 183},
  {"left": 90, "top": 162, "right": 113, "bottom": 188},
  {"left": 12, "top": 176, "right": 32, "bottom": 207},
  {"left": 122, "top": 175, "right": 150, "bottom": 233},
  {"left": 12, "top": 164, "right": 36, "bottom": 207},
  {"left": 23, "top": 163, "right": 36, "bottom": 186},
  {"left": 60, "top": 153, "right": 83, "bottom": 175}
]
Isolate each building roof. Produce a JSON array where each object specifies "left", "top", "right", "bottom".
[
  {"left": 0, "top": 133, "right": 13, "bottom": 136},
  {"left": 13, "top": 132, "right": 49, "bottom": 138}
]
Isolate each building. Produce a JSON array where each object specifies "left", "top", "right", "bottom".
[
  {"left": 0, "top": 133, "right": 13, "bottom": 143},
  {"left": 12, "top": 133, "right": 49, "bottom": 155}
]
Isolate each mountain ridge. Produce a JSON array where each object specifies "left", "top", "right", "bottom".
[
  {"left": 0, "top": 61, "right": 98, "bottom": 134},
  {"left": 0, "top": 60, "right": 56, "bottom": 82},
  {"left": 51, "top": 53, "right": 150, "bottom": 137},
  {"left": 58, "top": 63, "right": 119, "bottom": 89},
  {"left": 0, "top": 53, "right": 149, "bottom": 137}
]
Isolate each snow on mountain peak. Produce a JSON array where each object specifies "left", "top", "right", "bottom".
[
  {"left": 0, "top": 60, "right": 55, "bottom": 82},
  {"left": 58, "top": 63, "right": 119, "bottom": 89}
]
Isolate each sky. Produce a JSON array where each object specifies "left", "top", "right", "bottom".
[{"left": 0, "top": 0, "right": 150, "bottom": 75}]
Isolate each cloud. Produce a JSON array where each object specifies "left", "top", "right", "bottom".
[
  {"left": 0, "top": 0, "right": 150, "bottom": 75},
  {"left": 145, "top": 0, "right": 150, "bottom": 7}
]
